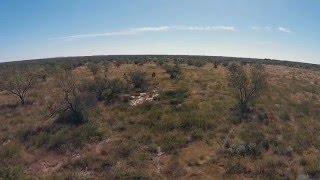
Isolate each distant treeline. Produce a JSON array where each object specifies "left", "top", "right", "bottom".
[{"left": 1, "top": 55, "right": 319, "bottom": 70}]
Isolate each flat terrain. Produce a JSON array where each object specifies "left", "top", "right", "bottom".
[{"left": 1, "top": 56, "right": 320, "bottom": 179}]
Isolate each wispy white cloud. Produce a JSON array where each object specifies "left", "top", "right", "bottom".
[
  {"left": 252, "top": 26, "right": 292, "bottom": 33},
  {"left": 252, "top": 26, "right": 272, "bottom": 31},
  {"left": 176, "top": 26, "right": 236, "bottom": 31},
  {"left": 50, "top": 25, "right": 236, "bottom": 40},
  {"left": 132, "top": 26, "right": 171, "bottom": 32},
  {"left": 278, "top": 27, "right": 291, "bottom": 33}
]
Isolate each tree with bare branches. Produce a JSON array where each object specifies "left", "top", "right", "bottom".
[
  {"left": 228, "top": 63, "right": 267, "bottom": 117},
  {"left": 0, "top": 70, "right": 36, "bottom": 105},
  {"left": 47, "top": 70, "right": 96, "bottom": 124}
]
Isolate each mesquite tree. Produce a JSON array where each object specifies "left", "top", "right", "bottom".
[
  {"left": 1, "top": 71, "right": 36, "bottom": 105},
  {"left": 47, "top": 71, "right": 96, "bottom": 124},
  {"left": 228, "top": 63, "right": 267, "bottom": 116}
]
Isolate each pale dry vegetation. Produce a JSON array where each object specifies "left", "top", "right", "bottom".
[{"left": 0, "top": 57, "right": 320, "bottom": 179}]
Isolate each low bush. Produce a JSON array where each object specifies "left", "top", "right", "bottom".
[
  {"left": 254, "top": 157, "right": 290, "bottom": 179},
  {"left": 164, "top": 64, "right": 182, "bottom": 80},
  {"left": 300, "top": 149, "right": 320, "bottom": 178},
  {"left": 227, "top": 63, "right": 267, "bottom": 119},
  {"left": 49, "top": 71, "right": 97, "bottom": 125},
  {"left": 101, "top": 79, "right": 127, "bottom": 103},
  {"left": 0, "top": 166, "right": 24, "bottom": 180},
  {"left": 0, "top": 143, "right": 21, "bottom": 162},
  {"left": 89, "top": 76, "right": 127, "bottom": 103},
  {"left": 128, "top": 71, "right": 148, "bottom": 90},
  {"left": 239, "top": 128, "right": 265, "bottom": 145},
  {"left": 226, "top": 143, "right": 258, "bottom": 156},
  {"left": 160, "top": 89, "right": 188, "bottom": 105},
  {"left": 225, "top": 160, "right": 248, "bottom": 175},
  {"left": 186, "top": 59, "right": 206, "bottom": 67},
  {"left": 115, "top": 140, "right": 138, "bottom": 158},
  {"left": 87, "top": 62, "right": 100, "bottom": 75},
  {"left": 178, "top": 111, "right": 213, "bottom": 132},
  {"left": 161, "top": 132, "right": 188, "bottom": 153},
  {"left": 20, "top": 122, "right": 102, "bottom": 152},
  {"left": 48, "top": 123, "right": 103, "bottom": 152},
  {"left": 164, "top": 157, "right": 187, "bottom": 178}
]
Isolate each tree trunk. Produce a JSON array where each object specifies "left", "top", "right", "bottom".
[{"left": 19, "top": 95, "right": 25, "bottom": 105}]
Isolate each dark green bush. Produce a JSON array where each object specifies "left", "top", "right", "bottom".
[
  {"left": 186, "top": 60, "right": 206, "bottom": 67},
  {"left": 47, "top": 123, "right": 102, "bottom": 152},
  {"left": 227, "top": 63, "right": 267, "bottom": 118},
  {"left": 0, "top": 166, "right": 24, "bottom": 180},
  {"left": 87, "top": 62, "right": 100, "bottom": 75},
  {"left": 165, "top": 64, "right": 182, "bottom": 80},
  {"left": 178, "top": 109, "right": 213, "bottom": 132},
  {"left": 20, "top": 122, "right": 102, "bottom": 152},
  {"left": 161, "top": 132, "right": 187, "bottom": 153},
  {"left": 52, "top": 71, "right": 97, "bottom": 125},
  {"left": 101, "top": 79, "right": 127, "bottom": 103},
  {"left": 55, "top": 92, "right": 96, "bottom": 125},
  {"left": 89, "top": 76, "right": 127, "bottom": 103},
  {"left": 160, "top": 89, "right": 188, "bottom": 105},
  {"left": 225, "top": 161, "right": 248, "bottom": 175},
  {"left": 127, "top": 71, "right": 148, "bottom": 90},
  {"left": 0, "top": 143, "right": 21, "bottom": 160}
]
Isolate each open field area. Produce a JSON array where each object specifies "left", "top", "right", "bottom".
[{"left": 1, "top": 56, "right": 320, "bottom": 179}]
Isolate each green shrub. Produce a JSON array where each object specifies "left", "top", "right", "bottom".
[
  {"left": 226, "top": 143, "right": 258, "bottom": 156},
  {"left": 144, "top": 113, "right": 177, "bottom": 132},
  {"left": 191, "top": 128, "right": 205, "bottom": 140},
  {"left": 225, "top": 160, "right": 247, "bottom": 175},
  {"left": 179, "top": 112, "right": 212, "bottom": 131},
  {"left": 254, "top": 157, "right": 289, "bottom": 179},
  {"left": 21, "top": 122, "right": 102, "bottom": 152},
  {"left": 164, "top": 64, "right": 182, "bottom": 80},
  {"left": 302, "top": 151, "right": 320, "bottom": 178},
  {"left": 89, "top": 76, "right": 127, "bottom": 103},
  {"left": 160, "top": 89, "right": 188, "bottom": 105},
  {"left": 279, "top": 109, "right": 290, "bottom": 121},
  {"left": 48, "top": 123, "right": 103, "bottom": 152},
  {"left": 87, "top": 62, "right": 100, "bottom": 75},
  {"left": 227, "top": 63, "right": 267, "bottom": 118},
  {"left": 0, "top": 166, "right": 24, "bottom": 180},
  {"left": 101, "top": 79, "right": 127, "bottom": 103},
  {"left": 115, "top": 140, "right": 138, "bottom": 158},
  {"left": 52, "top": 71, "right": 97, "bottom": 125},
  {"left": 33, "top": 131, "right": 51, "bottom": 148},
  {"left": 0, "top": 143, "right": 21, "bottom": 160},
  {"left": 239, "top": 128, "right": 265, "bottom": 144},
  {"left": 186, "top": 60, "right": 206, "bottom": 67},
  {"left": 161, "top": 132, "right": 187, "bottom": 153},
  {"left": 128, "top": 71, "right": 148, "bottom": 90}
]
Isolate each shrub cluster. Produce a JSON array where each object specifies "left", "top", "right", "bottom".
[
  {"left": 127, "top": 71, "right": 149, "bottom": 91},
  {"left": 164, "top": 64, "right": 182, "bottom": 80},
  {"left": 89, "top": 76, "right": 127, "bottom": 103}
]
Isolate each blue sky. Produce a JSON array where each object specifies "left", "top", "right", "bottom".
[{"left": 0, "top": 0, "right": 319, "bottom": 63}]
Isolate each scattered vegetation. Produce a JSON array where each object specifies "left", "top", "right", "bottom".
[{"left": 0, "top": 56, "right": 319, "bottom": 179}]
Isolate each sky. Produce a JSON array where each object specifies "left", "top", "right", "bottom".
[{"left": 0, "top": 0, "right": 319, "bottom": 63}]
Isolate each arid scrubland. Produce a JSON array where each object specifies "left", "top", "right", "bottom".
[{"left": 0, "top": 56, "right": 320, "bottom": 179}]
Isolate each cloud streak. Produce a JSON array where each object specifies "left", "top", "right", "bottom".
[
  {"left": 252, "top": 26, "right": 292, "bottom": 33},
  {"left": 51, "top": 25, "right": 236, "bottom": 40},
  {"left": 252, "top": 26, "right": 272, "bottom": 31},
  {"left": 278, "top": 27, "right": 291, "bottom": 33},
  {"left": 176, "top": 26, "right": 236, "bottom": 31}
]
